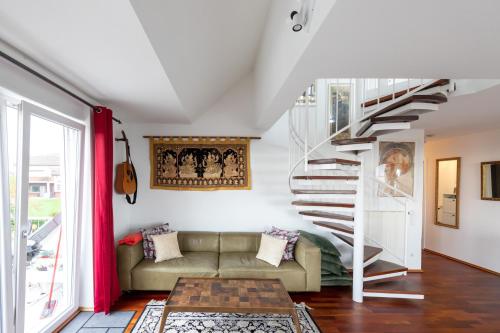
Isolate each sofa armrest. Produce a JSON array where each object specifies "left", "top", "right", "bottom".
[
  {"left": 117, "top": 243, "right": 144, "bottom": 291},
  {"left": 295, "top": 236, "right": 321, "bottom": 292}
]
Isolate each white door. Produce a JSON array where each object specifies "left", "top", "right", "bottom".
[{"left": 1, "top": 99, "right": 85, "bottom": 333}]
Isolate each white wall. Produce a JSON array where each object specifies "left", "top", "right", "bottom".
[
  {"left": 424, "top": 129, "right": 500, "bottom": 273},
  {"left": 112, "top": 113, "right": 317, "bottom": 239}
]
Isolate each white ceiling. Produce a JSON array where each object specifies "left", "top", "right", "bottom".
[
  {"left": 1, "top": 0, "right": 500, "bottom": 136},
  {"left": 0, "top": 0, "right": 271, "bottom": 123},
  {"left": 254, "top": 0, "right": 500, "bottom": 129},
  {"left": 0, "top": 0, "right": 187, "bottom": 122},
  {"left": 415, "top": 83, "right": 500, "bottom": 140},
  {"left": 130, "top": 0, "right": 271, "bottom": 118}
]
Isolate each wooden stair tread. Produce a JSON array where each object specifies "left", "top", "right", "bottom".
[
  {"left": 364, "top": 288, "right": 422, "bottom": 295},
  {"left": 363, "top": 246, "right": 384, "bottom": 264},
  {"left": 370, "top": 115, "right": 419, "bottom": 123},
  {"left": 363, "top": 280, "right": 422, "bottom": 295},
  {"left": 313, "top": 221, "right": 353, "bottom": 234},
  {"left": 292, "top": 189, "right": 357, "bottom": 195},
  {"left": 362, "top": 94, "right": 447, "bottom": 120},
  {"left": 331, "top": 137, "right": 377, "bottom": 145},
  {"left": 357, "top": 115, "right": 419, "bottom": 137},
  {"left": 361, "top": 79, "right": 449, "bottom": 108},
  {"left": 343, "top": 245, "right": 384, "bottom": 272},
  {"left": 293, "top": 175, "right": 359, "bottom": 180},
  {"left": 364, "top": 260, "right": 407, "bottom": 277},
  {"left": 299, "top": 210, "right": 354, "bottom": 221},
  {"left": 291, "top": 201, "right": 355, "bottom": 208},
  {"left": 308, "top": 158, "right": 361, "bottom": 166},
  {"left": 334, "top": 234, "right": 354, "bottom": 246},
  {"left": 333, "top": 234, "right": 384, "bottom": 263}
]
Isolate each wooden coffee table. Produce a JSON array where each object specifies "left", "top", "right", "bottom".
[{"left": 157, "top": 277, "right": 301, "bottom": 333}]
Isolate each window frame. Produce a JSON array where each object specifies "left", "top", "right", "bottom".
[
  {"left": 1, "top": 96, "right": 86, "bottom": 333},
  {"left": 328, "top": 80, "right": 354, "bottom": 138}
]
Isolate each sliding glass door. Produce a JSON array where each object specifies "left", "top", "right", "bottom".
[{"left": 1, "top": 98, "right": 85, "bottom": 333}]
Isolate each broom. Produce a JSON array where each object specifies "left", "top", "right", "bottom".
[{"left": 40, "top": 226, "right": 62, "bottom": 319}]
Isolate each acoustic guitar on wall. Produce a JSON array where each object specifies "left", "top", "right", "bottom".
[{"left": 115, "top": 130, "right": 138, "bottom": 204}]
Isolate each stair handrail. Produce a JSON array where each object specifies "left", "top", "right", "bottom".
[
  {"left": 288, "top": 79, "right": 446, "bottom": 188},
  {"left": 288, "top": 108, "right": 324, "bottom": 159}
]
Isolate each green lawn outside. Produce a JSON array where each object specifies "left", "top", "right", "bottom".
[{"left": 28, "top": 197, "right": 61, "bottom": 218}]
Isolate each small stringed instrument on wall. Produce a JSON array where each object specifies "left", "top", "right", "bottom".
[{"left": 115, "top": 130, "right": 138, "bottom": 204}]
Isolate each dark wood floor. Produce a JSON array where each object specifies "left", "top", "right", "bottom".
[{"left": 114, "top": 252, "right": 500, "bottom": 333}]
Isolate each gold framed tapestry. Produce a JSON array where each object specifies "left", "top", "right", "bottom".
[{"left": 149, "top": 137, "right": 251, "bottom": 191}]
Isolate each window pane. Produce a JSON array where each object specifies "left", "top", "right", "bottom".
[
  {"left": 25, "top": 115, "right": 69, "bottom": 332},
  {"left": 329, "top": 86, "right": 338, "bottom": 134},
  {"left": 329, "top": 84, "right": 351, "bottom": 139}
]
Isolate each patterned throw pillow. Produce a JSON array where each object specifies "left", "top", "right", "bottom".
[
  {"left": 265, "top": 227, "right": 300, "bottom": 261},
  {"left": 140, "top": 223, "right": 171, "bottom": 259}
]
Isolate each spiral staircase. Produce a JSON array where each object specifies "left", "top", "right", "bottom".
[{"left": 288, "top": 79, "right": 454, "bottom": 302}]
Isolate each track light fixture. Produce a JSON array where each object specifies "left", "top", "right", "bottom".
[
  {"left": 290, "top": 10, "right": 306, "bottom": 32},
  {"left": 290, "top": 0, "right": 314, "bottom": 33}
]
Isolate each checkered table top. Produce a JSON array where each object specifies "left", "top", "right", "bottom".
[{"left": 166, "top": 277, "right": 294, "bottom": 310}]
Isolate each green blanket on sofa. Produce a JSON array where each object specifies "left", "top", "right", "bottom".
[{"left": 299, "top": 230, "right": 352, "bottom": 286}]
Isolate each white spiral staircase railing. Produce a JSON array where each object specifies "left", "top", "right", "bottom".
[{"left": 288, "top": 78, "right": 454, "bottom": 302}]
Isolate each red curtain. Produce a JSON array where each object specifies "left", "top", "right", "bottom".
[{"left": 93, "top": 107, "right": 120, "bottom": 313}]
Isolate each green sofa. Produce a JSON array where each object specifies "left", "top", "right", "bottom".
[{"left": 117, "top": 231, "right": 321, "bottom": 292}]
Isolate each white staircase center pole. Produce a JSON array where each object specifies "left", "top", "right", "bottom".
[{"left": 352, "top": 155, "right": 365, "bottom": 303}]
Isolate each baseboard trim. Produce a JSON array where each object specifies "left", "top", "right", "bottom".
[
  {"left": 423, "top": 248, "right": 500, "bottom": 276},
  {"left": 79, "top": 306, "right": 94, "bottom": 311}
]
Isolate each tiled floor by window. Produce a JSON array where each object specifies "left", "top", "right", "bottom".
[{"left": 60, "top": 311, "right": 135, "bottom": 333}]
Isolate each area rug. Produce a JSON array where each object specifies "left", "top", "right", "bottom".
[{"left": 131, "top": 300, "right": 321, "bottom": 333}]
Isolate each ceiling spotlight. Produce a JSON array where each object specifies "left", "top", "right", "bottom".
[
  {"left": 290, "top": 0, "right": 314, "bottom": 32},
  {"left": 290, "top": 10, "right": 305, "bottom": 32}
]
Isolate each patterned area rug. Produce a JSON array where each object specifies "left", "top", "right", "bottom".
[{"left": 131, "top": 300, "right": 321, "bottom": 333}]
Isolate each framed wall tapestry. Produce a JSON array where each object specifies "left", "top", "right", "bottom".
[
  {"left": 147, "top": 136, "right": 252, "bottom": 191},
  {"left": 378, "top": 141, "right": 415, "bottom": 197}
]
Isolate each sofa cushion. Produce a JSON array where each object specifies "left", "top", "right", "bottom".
[
  {"left": 177, "top": 231, "right": 220, "bottom": 253},
  {"left": 218, "top": 252, "right": 306, "bottom": 291},
  {"left": 256, "top": 233, "right": 287, "bottom": 267},
  {"left": 140, "top": 223, "right": 171, "bottom": 259},
  {"left": 265, "top": 227, "right": 300, "bottom": 261},
  {"left": 151, "top": 232, "right": 183, "bottom": 263},
  {"left": 219, "top": 232, "right": 261, "bottom": 253},
  {"left": 131, "top": 252, "right": 218, "bottom": 290}
]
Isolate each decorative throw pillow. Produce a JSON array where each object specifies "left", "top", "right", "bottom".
[
  {"left": 256, "top": 233, "right": 288, "bottom": 267},
  {"left": 265, "top": 227, "right": 300, "bottom": 261},
  {"left": 118, "top": 232, "right": 143, "bottom": 246},
  {"left": 150, "top": 231, "right": 183, "bottom": 263},
  {"left": 140, "top": 223, "right": 171, "bottom": 259}
]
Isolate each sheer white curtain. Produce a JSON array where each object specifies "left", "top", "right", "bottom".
[
  {"left": 0, "top": 101, "right": 14, "bottom": 333},
  {"left": 62, "top": 126, "right": 81, "bottom": 305}
]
